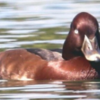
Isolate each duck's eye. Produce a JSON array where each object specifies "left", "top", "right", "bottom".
[{"left": 74, "top": 29, "right": 79, "bottom": 34}]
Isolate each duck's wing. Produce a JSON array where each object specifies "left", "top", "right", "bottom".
[{"left": 26, "top": 48, "right": 63, "bottom": 61}]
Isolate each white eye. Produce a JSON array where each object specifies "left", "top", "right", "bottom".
[{"left": 74, "top": 29, "right": 79, "bottom": 34}]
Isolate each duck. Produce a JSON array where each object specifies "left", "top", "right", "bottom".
[{"left": 0, "top": 12, "right": 100, "bottom": 80}]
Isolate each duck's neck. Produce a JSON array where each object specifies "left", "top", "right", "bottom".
[
  {"left": 89, "top": 31, "right": 100, "bottom": 75},
  {"left": 89, "top": 61, "right": 100, "bottom": 75},
  {"left": 96, "top": 31, "right": 100, "bottom": 50},
  {"left": 62, "top": 37, "right": 83, "bottom": 60}
]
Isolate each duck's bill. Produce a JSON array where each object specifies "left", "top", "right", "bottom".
[{"left": 81, "top": 35, "right": 100, "bottom": 61}]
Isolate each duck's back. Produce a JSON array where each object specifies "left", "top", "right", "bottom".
[{"left": 0, "top": 49, "right": 47, "bottom": 80}]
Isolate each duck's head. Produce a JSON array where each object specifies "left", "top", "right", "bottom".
[{"left": 63, "top": 12, "right": 100, "bottom": 61}]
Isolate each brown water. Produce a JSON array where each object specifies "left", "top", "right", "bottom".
[{"left": 0, "top": 0, "right": 100, "bottom": 99}]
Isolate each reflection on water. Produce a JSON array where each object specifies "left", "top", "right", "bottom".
[
  {"left": 0, "top": 0, "right": 100, "bottom": 50},
  {"left": 0, "top": 80, "right": 100, "bottom": 100},
  {"left": 0, "top": 0, "right": 100, "bottom": 99}
]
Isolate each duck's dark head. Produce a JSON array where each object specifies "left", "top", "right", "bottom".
[{"left": 62, "top": 12, "right": 100, "bottom": 61}]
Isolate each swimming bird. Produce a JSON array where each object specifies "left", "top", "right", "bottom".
[{"left": 0, "top": 12, "right": 99, "bottom": 80}]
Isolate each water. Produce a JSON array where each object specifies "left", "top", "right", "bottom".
[
  {"left": 0, "top": 0, "right": 100, "bottom": 99},
  {"left": 0, "top": 80, "right": 100, "bottom": 100}
]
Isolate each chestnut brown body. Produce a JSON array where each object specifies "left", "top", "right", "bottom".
[{"left": 0, "top": 49, "right": 98, "bottom": 80}]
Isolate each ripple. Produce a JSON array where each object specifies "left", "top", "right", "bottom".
[
  {"left": 7, "top": 39, "right": 64, "bottom": 45},
  {"left": 0, "top": 93, "right": 86, "bottom": 99},
  {"left": 56, "top": 31, "right": 68, "bottom": 34},
  {"left": 0, "top": 35, "right": 36, "bottom": 38},
  {"left": 0, "top": 39, "right": 16, "bottom": 42},
  {"left": 7, "top": 29, "right": 37, "bottom": 34}
]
